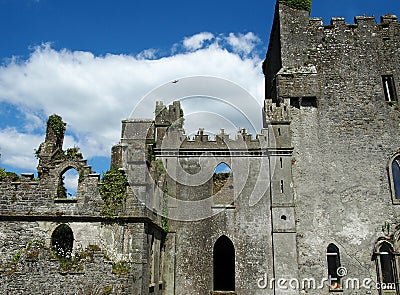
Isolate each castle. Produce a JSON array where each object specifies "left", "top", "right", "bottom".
[{"left": 1, "top": 1, "right": 400, "bottom": 294}]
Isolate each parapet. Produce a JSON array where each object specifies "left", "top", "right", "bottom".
[
  {"left": 264, "top": 98, "right": 290, "bottom": 124},
  {"left": 153, "top": 127, "right": 271, "bottom": 154},
  {"left": 308, "top": 13, "right": 399, "bottom": 32}
]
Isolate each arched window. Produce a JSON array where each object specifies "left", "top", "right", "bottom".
[
  {"left": 58, "top": 168, "right": 79, "bottom": 198},
  {"left": 212, "top": 163, "right": 234, "bottom": 205},
  {"left": 375, "top": 242, "right": 396, "bottom": 287},
  {"left": 213, "top": 235, "right": 235, "bottom": 291},
  {"left": 51, "top": 224, "right": 73, "bottom": 258},
  {"left": 327, "top": 244, "right": 342, "bottom": 289},
  {"left": 388, "top": 154, "right": 400, "bottom": 204}
]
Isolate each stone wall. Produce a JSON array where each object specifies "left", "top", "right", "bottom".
[
  {"left": 264, "top": 2, "right": 400, "bottom": 294},
  {"left": 0, "top": 116, "right": 165, "bottom": 295}
]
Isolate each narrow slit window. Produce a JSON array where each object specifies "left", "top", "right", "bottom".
[
  {"left": 327, "top": 244, "right": 342, "bottom": 289},
  {"left": 388, "top": 154, "right": 400, "bottom": 203},
  {"left": 392, "top": 158, "right": 400, "bottom": 199},
  {"left": 382, "top": 75, "right": 398, "bottom": 102},
  {"left": 280, "top": 180, "right": 284, "bottom": 193},
  {"left": 379, "top": 243, "right": 395, "bottom": 284},
  {"left": 374, "top": 241, "right": 397, "bottom": 292}
]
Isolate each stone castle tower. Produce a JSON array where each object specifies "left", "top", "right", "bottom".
[{"left": 1, "top": 1, "right": 400, "bottom": 294}]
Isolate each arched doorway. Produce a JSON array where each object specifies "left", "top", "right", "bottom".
[
  {"left": 213, "top": 235, "right": 235, "bottom": 291},
  {"left": 51, "top": 224, "right": 74, "bottom": 258}
]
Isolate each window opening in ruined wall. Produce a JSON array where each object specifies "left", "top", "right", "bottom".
[
  {"left": 58, "top": 168, "right": 79, "bottom": 198},
  {"left": 212, "top": 162, "right": 234, "bottom": 206},
  {"left": 159, "top": 238, "right": 165, "bottom": 289},
  {"left": 374, "top": 241, "right": 398, "bottom": 294},
  {"left": 388, "top": 155, "right": 400, "bottom": 203},
  {"left": 382, "top": 75, "right": 398, "bottom": 102},
  {"left": 327, "top": 243, "right": 342, "bottom": 290},
  {"left": 150, "top": 233, "right": 155, "bottom": 286},
  {"left": 213, "top": 235, "right": 235, "bottom": 291},
  {"left": 213, "top": 163, "right": 232, "bottom": 194},
  {"left": 51, "top": 224, "right": 74, "bottom": 258}
]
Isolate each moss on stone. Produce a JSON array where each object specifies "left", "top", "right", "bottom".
[
  {"left": 279, "top": 0, "right": 311, "bottom": 12},
  {"left": 112, "top": 261, "right": 130, "bottom": 274}
]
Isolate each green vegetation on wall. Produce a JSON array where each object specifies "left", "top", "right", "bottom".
[
  {"left": 112, "top": 261, "right": 131, "bottom": 274},
  {"left": 65, "top": 147, "right": 83, "bottom": 159},
  {"left": 99, "top": 168, "right": 128, "bottom": 218},
  {"left": 161, "top": 184, "right": 169, "bottom": 232},
  {"left": 54, "top": 147, "right": 84, "bottom": 161},
  {"left": 47, "top": 114, "right": 65, "bottom": 141},
  {"left": 279, "top": 0, "right": 311, "bottom": 12},
  {"left": 0, "top": 168, "right": 19, "bottom": 181},
  {"left": 11, "top": 240, "right": 45, "bottom": 264},
  {"left": 213, "top": 172, "right": 231, "bottom": 194}
]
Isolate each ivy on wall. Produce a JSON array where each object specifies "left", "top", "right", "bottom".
[
  {"left": 47, "top": 114, "right": 65, "bottom": 141},
  {"left": 279, "top": 0, "right": 311, "bottom": 12},
  {"left": 161, "top": 184, "right": 169, "bottom": 232},
  {"left": 99, "top": 168, "right": 128, "bottom": 218},
  {"left": 0, "top": 168, "right": 19, "bottom": 181}
]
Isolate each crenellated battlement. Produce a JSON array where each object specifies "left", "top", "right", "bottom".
[
  {"left": 153, "top": 125, "right": 270, "bottom": 153},
  {"left": 307, "top": 14, "right": 399, "bottom": 34},
  {"left": 264, "top": 98, "right": 290, "bottom": 123},
  {"left": 155, "top": 100, "right": 183, "bottom": 127}
]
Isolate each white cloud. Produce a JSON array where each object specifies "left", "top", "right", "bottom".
[
  {"left": 0, "top": 32, "right": 265, "bottom": 173},
  {"left": 183, "top": 32, "right": 214, "bottom": 51},
  {"left": 0, "top": 128, "right": 43, "bottom": 170},
  {"left": 226, "top": 32, "right": 261, "bottom": 55},
  {"left": 136, "top": 48, "right": 158, "bottom": 60}
]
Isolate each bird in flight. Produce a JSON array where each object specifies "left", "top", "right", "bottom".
[{"left": 172, "top": 80, "right": 179, "bottom": 84}]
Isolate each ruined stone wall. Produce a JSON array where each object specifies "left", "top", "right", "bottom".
[
  {"left": 0, "top": 168, "right": 102, "bottom": 217},
  {"left": 0, "top": 117, "right": 166, "bottom": 295},
  {"left": 148, "top": 119, "right": 277, "bottom": 294},
  {"left": 164, "top": 157, "right": 274, "bottom": 295},
  {"left": 0, "top": 221, "right": 144, "bottom": 295}
]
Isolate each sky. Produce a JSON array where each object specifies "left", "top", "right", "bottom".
[{"left": 0, "top": 0, "right": 399, "bottom": 190}]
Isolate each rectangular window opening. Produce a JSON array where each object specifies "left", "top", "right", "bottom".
[
  {"left": 290, "top": 98, "right": 300, "bottom": 109},
  {"left": 382, "top": 75, "right": 398, "bottom": 102},
  {"left": 301, "top": 97, "right": 318, "bottom": 108}
]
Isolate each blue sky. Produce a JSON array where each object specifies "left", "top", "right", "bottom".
[{"left": 0, "top": 0, "right": 399, "bottom": 185}]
